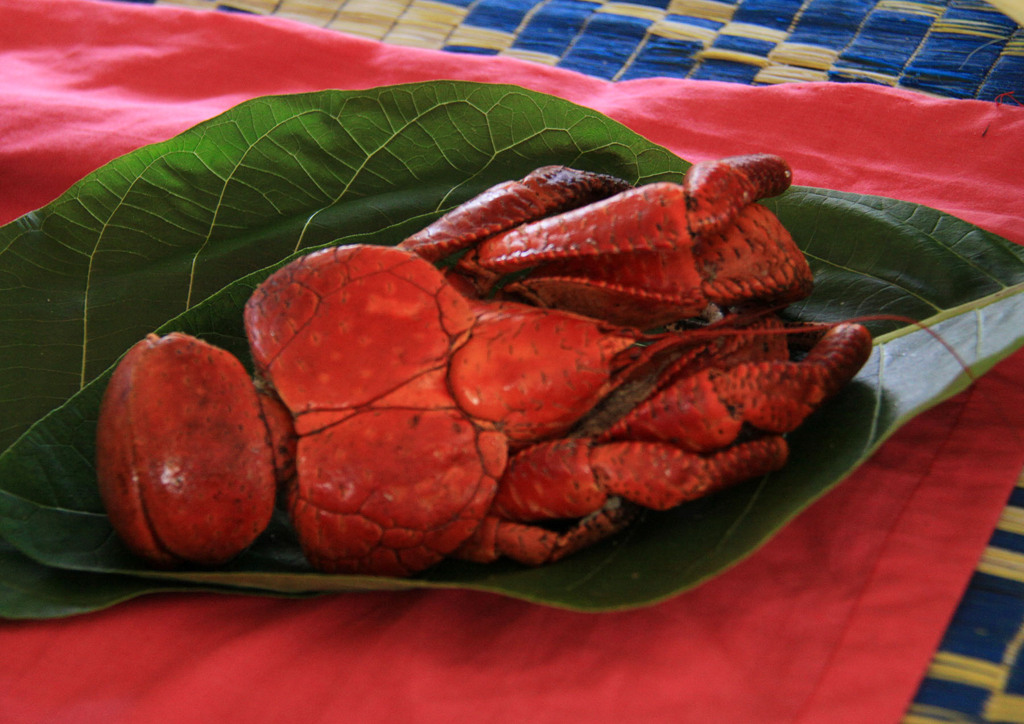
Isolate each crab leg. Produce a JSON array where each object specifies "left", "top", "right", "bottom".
[
  {"left": 683, "top": 153, "right": 792, "bottom": 235},
  {"left": 453, "top": 497, "right": 638, "bottom": 566},
  {"left": 455, "top": 436, "right": 788, "bottom": 565},
  {"left": 604, "top": 323, "right": 872, "bottom": 452},
  {"left": 399, "top": 165, "right": 632, "bottom": 262}
]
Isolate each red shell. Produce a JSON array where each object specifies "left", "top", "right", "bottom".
[{"left": 245, "top": 245, "right": 508, "bottom": 575}]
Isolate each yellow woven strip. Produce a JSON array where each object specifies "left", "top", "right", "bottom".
[
  {"left": 275, "top": 0, "right": 346, "bottom": 26},
  {"left": 718, "top": 21, "right": 789, "bottom": 44},
  {"left": 985, "top": 0, "right": 1024, "bottom": 26},
  {"left": 986, "top": 694, "right": 1024, "bottom": 723},
  {"left": 665, "top": 0, "right": 735, "bottom": 24},
  {"left": 931, "top": 18, "right": 1013, "bottom": 39},
  {"left": 382, "top": 0, "right": 468, "bottom": 48},
  {"left": 1004, "top": 36, "right": 1024, "bottom": 56},
  {"left": 903, "top": 703, "right": 985, "bottom": 722},
  {"left": 503, "top": 48, "right": 562, "bottom": 66},
  {"left": 978, "top": 546, "right": 1024, "bottom": 583},
  {"left": 324, "top": 0, "right": 411, "bottom": 39},
  {"left": 695, "top": 47, "right": 772, "bottom": 68},
  {"left": 769, "top": 42, "right": 839, "bottom": 71},
  {"left": 997, "top": 506, "right": 1024, "bottom": 537},
  {"left": 831, "top": 66, "right": 899, "bottom": 86},
  {"left": 923, "top": 651, "right": 1008, "bottom": 691},
  {"left": 446, "top": 25, "right": 517, "bottom": 52},
  {"left": 226, "top": 0, "right": 281, "bottom": 11},
  {"left": 753, "top": 64, "right": 829, "bottom": 84},
  {"left": 876, "top": 1, "right": 946, "bottom": 19},
  {"left": 597, "top": 2, "right": 669, "bottom": 22},
  {"left": 648, "top": 18, "right": 719, "bottom": 44}
]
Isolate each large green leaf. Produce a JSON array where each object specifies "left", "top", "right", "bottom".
[
  {"left": 0, "top": 82, "right": 683, "bottom": 454},
  {"left": 1, "top": 82, "right": 1022, "bottom": 618}
]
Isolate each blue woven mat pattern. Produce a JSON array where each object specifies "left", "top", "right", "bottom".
[
  {"left": 102, "top": 0, "right": 1024, "bottom": 720},
  {"left": 139, "top": 0, "right": 1024, "bottom": 100},
  {"left": 908, "top": 475, "right": 1024, "bottom": 723}
]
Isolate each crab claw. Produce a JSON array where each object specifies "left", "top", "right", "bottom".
[
  {"left": 95, "top": 333, "right": 281, "bottom": 568},
  {"left": 399, "top": 165, "right": 633, "bottom": 262},
  {"left": 683, "top": 153, "right": 793, "bottom": 235},
  {"left": 457, "top": 155, "right": 811, "bottom": 328}
]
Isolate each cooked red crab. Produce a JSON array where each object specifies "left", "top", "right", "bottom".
[{"left": 95, "top": 154, "right": 872, "bottom": 576}]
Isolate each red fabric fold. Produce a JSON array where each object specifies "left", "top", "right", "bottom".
[{"left": 1, "top": 1, "right": 1023, "bottom": 722}]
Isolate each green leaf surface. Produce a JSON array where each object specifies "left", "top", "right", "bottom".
[
  {"left": 0, "top": 82, "right": 683, "bottom": 453},
  {"left": 1, "top": 82, "right": 1022, "bottom": 618},
  {"left": 0, "top": 539, "right": 260, "bottom": 620}
]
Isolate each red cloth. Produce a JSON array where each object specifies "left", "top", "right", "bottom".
[{"left": 2, "top": 1, "right": 1023, "bottom": 722}]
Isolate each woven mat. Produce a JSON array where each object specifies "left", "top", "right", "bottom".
[
  {"left": 103, "top": 0, "right": 1024, "bottom": 720},
  {"left": 140, "top": 0, "right": 1024, "bottom": 100},
  {"left": 909, "top": 471, "right": 1024, "bottom": 723}
]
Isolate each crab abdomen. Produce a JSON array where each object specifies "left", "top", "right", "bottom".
[
  {"left": 288, "top": 408, "right": 505, "bottom": 576},
  {"left": 95, "top": 333, "right": 277, "bottom": 567}
]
